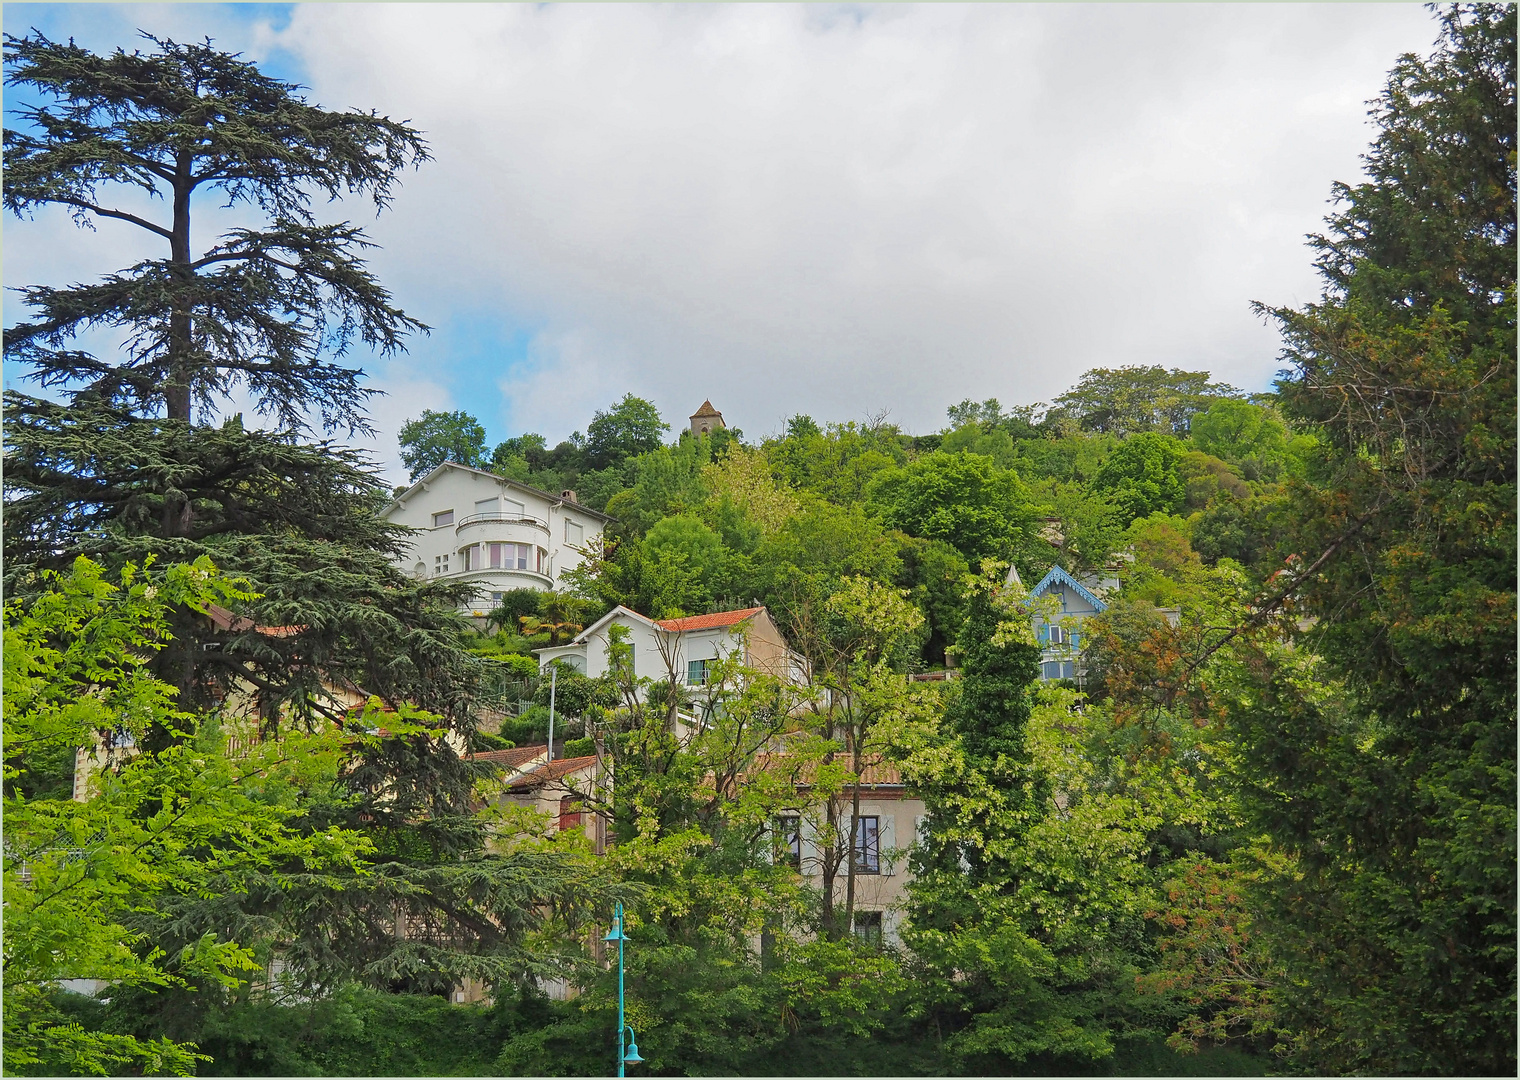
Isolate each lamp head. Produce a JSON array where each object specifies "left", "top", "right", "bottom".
[
  {"left": 603, "top": 918, "right": 625, "bottom": 942},
  {"left": 623, "top": 1034, "right": 643, "bottom": 1065}
]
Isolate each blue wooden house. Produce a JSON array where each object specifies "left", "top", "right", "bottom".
[{"left": 1025, "top": 565, "right": 1116, "bottom": 682}]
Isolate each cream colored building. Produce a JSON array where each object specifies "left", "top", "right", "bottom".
[{"left": 382, "top": 462, "right": 614, "bottom": 615}]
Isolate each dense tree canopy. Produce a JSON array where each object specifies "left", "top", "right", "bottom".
[
  {"left": 6, "top": 8, "right": 1512, "bottom": 1078},
  {"left": 1244, "top": 5, "right": 1516, "bottom": 1072},
  {"left": 398, "top": 409, "right": 488, "bottom": 479}
]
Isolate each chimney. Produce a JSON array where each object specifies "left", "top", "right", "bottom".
[{"left": 561, "top": 489, "right": 577, "bottom": 504}]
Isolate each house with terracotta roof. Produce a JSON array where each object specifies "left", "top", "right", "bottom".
[
  {"left": 746, "top": 751, "right": 924, "bottom": 948},
  {"left": 534, "top": 604, "right": 808, "bottom": 688}
]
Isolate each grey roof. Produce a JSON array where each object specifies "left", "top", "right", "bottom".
[{"left": 382, "top": 461, "right": 617, "bottom": 522}]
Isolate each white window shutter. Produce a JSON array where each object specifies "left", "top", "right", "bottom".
[
  {"left": 760, "top": 820, "right": 772, "bottom": 865},
  {"left": 800, "top": 817, "right": 818, "bottom": 872},
  {"left": 880, "top": 812, "right": 896, "bottom": 875}
]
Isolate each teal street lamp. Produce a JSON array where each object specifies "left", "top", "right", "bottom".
[{"left": 604, "top": 901, "right": 643, "bottom": 1076}]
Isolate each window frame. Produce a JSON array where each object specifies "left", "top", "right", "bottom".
[
  {"left": 852, "top": 910, "right": 884, "bottom": 949},
  {"left": 776, "top": 814, "right": 802, "bottom": 868},
  {"left": 853, "top": 815, "right": 880, "bottom": 875}
]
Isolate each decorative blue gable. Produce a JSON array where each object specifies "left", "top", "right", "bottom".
[{"left": 1028, "top": 565, "right": 1108, "bottom": 613}]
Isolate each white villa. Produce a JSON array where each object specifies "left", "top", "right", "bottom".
[
  {"left": 382, "top": 462, "right": 614, "bottom": 615},
  {"left": 536, "top": 604, "right": 809, "bottom": 686}
]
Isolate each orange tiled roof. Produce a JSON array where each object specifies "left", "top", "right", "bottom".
[
  {"left": 508, "top": 754, "right": 599, "bottom": 790},
  {"left": 656, "top": 607, "right": 764, "bottom": 632},
  {"left": 204, "top": 603, "right": 305, "bottom": 638},
  {"left": 470, "top": 745, "right": 548, "bottom": 769}
]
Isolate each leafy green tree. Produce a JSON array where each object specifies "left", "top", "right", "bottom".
[
  {"left": 944, "top": 398, "right": 1044, "bottom": 441},
  {"left": 1090, "top": 431, "right": 1185, "bottom": 524},
  {"left": 1047, "top": 367, "right": 1240, "bottom": 437},
  {"left": 2, "top": 557, "right": 370, "bottom": 1076},
  {"left": 603, "top": 432, "right": 718, "bottom": 536},
  {"left": 1188, "top": 399, "right": 1286, "bottom": 467},
  {"left": 640, "top": 514, "right": 730, "bottom": 617},
  {"left": 1240, "top": 6, "right": 1516, "bottom": 1072},
  {"left": 897, "top": 573, "right": 1110, "bottom": 1069},
  {"left": 584, "top": 393, "right": 670, "bottom": 471},
  {"left": 763, "top": 419, "right": 907, "bottom": 505},
  {"left": 866, "top": 451, "right": 1038, "bottom": 567},
  {"left": 397, "top": 409, "right": 487, "bottom": 479}
]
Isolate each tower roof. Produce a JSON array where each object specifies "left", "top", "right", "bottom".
[{"left": 690, "top": 400, "right": 723, "bottom": 419}]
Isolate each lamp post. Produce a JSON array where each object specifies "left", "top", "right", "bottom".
[{"left": 603, "top": 901, "right": 643, "bottom": 1076}]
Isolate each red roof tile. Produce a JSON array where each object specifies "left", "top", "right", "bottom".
[
  {"left": 470, "top": 745, "right": 548, "bottom": 769},
  {"left": 508, "top": 754, "right": 599, "bottom": 790},
  {"left": 656, "top": 607, "right": 764, "bottom": 632}
]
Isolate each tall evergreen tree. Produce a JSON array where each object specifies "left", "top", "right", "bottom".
[
  {"left": 1, "top": 31, "right": 596, "bottom": 1011},
  {"left": 1241, "top": 5, "right": 1516, "bottom": 1072},
  {"left": 1, "top": 30, "right": 471, "bottom": 723}
]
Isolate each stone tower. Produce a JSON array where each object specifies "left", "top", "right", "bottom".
[{"left": 689, "top": 400, "right": 725, "bottom": 436}]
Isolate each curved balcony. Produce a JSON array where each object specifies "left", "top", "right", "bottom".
[
  {"left": 455, "top": 569, "right": 555, "bottom": 607},
  {"left": 455, "top": 512, "right": 550, "bottom": 546}
]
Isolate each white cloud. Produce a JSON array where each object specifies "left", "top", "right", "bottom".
[{"left": 7, "top": 3, "right": 1441, "bottom": 470}]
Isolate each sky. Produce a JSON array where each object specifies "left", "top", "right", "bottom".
[{"left": 3, "top": 3, "right": 1441, "bottom": 483}]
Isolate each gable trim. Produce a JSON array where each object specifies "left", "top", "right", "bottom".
[{"left": 1029, "top": 565, "right": 1108, "bottom": 613}]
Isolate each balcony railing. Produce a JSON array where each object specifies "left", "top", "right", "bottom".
[{"left": 456, "top": 512, "right": 550, "bottom": 535}]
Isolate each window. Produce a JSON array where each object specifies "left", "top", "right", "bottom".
[
  {"left": 1041, "top": 661, "right": 1061, "bottom": 680},
  {"left": 852, "top": 911, "right": 883, "bottom": 949},
  {"left": 488, "top": 542, "right": 535, "bottom": 570},
  {"left": 490, "top": 591, "right": 505, "bottom": 606},
  {"left": 475, "top": 497, "right": 498, "bottom": 517},
  {"left": 853, "top": 816, "right": 880, "bottom": 874},
  {"left": 776, "top": 815, "right": 801, "bottom": 868},
  {"left": 687, "top": 658, "right": 715, "bottom": 685},
  {"left": 434, "top": 554, "right": 450, "bottom": 575},
  {"left": 565, "top": 519, "right": 584, "bottom": 545},
  {"left": 1048, "top": 624, "right": 1066, "bottom": 645},
  {"left": 558, "top": 796, "right": 583, "bottom": 832},
  {"left": 459, "top": 545, "right": 475, "bottom": 571},
  {"left": 432, "top": 509, "right": 454, "bottom": 527}
]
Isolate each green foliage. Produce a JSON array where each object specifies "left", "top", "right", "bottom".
[
  {"left": 1187, "top": 399, "right": 1288, "bottom": 475},
  {"left": 866, "top": 450, "right": 1038, "bottom": 566},
  {"left": 763, "top": 419, "right": 907, "bottom": 505},
  {"left": 1047, "top": 367, "right": 1241, "bottom": 438},
  {"left": 3, "top": 557, "right": 370, "bottom": 1075},
  {"left": 584, "top": 393, "right": 670, "bottom": 471},
  {"left": 1242, "top": 7, "right": 1516, "bottom": 1072},
  {"left": 1091, "top": 432, "right": 1186, "bottom": 524},
  {"left": 2, "top": 30, "right": 429, "bottom": 429},
  {"left": 398, "top": 409, "right": 488, "bottom": 479}
]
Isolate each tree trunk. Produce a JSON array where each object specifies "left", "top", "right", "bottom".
[
  {"left": 164, "top": 153, "right": 195, "bottom": 425},
  {"left": 844, "top": 726, "right": 861, "bottom": 937}
]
